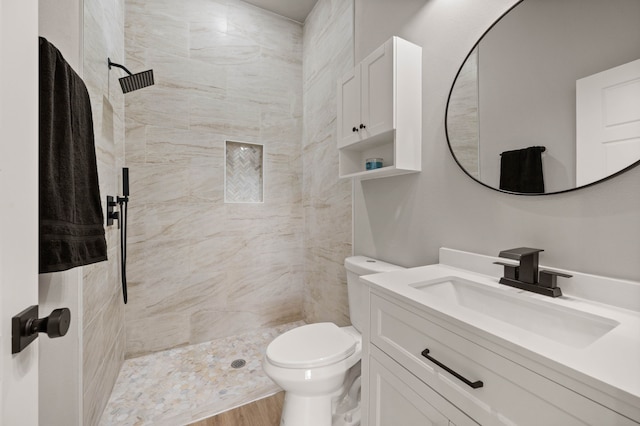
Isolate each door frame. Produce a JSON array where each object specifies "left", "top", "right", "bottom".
[{"left": 0, "top": 0, "right": 41, "bottom": 424}]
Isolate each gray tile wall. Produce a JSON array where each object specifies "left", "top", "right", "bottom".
[
  {"left": 124, "top": 0, "right": 304, "bottom": 357},
  {"left": 302, "top": 0, "right": 354, "bottom": 325},
  {"left": 82, "top": 0, "right": 127, "bottom": 423}
]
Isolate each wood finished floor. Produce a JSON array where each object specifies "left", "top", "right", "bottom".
[{"left": 189, "top": 392, "right": 284, "bottom": 426}]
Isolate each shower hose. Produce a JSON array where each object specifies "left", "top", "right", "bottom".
[{"left": 118, "top": 196, "right": 128, "bottom": 303}]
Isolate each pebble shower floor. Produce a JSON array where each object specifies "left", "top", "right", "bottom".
[{"left": 99, "top": 322, "right": 303, "bottom": 425}]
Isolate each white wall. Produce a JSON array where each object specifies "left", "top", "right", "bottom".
[{"left": 354, "top": 0, "right": 640, "bottom": 282}]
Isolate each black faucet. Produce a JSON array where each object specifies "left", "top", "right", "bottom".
[{"left": 494, "top": 247, "right": 571, "bottom": 297}]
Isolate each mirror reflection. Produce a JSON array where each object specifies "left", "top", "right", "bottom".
[{"left": 446, "top": 0, "right": 640, "bottom": 194}]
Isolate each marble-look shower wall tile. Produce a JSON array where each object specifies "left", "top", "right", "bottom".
[
  {"left": 128, "top": 163, "right": 191, "bottom": 204},
  {"left": 185, "top": 59, "right": 228, "bottom": 97},
  {"left": 125, "top": 310, "right": 190, "bottom": 358},
  {"left": 144, "top": 126, "right": 224, "bottom": 165},
  {"left": 189, "top": 94, "right": 261, "bottom": 136},
  {"left": 125, "top": 87, "right": 190, "bottom": 129},
  {"left": 136, "top": 271, "right": 228, "bottom": 315},
  {"left": 190, "top": 25, "right": 261, "bottom": 66},
  {"left": 127, "top": 238, "right": 191, "bottom": 284},
  {"left": 101, "top": 289, "right": 126, "bottom": 353},
  {"left": 124, "top": 117, "right": 146, "bottom": 164},
  {"left": 226, "top": 263, "right": 301, "bottom": 314},
  {"left": 126, "top": 12, "right": 189, "bottom": 58},
  {"left": 85, "top": 327, "right": 125, "bottom": 426},
  {"left": 182, "top": 0, "right": 228, "bottom": 24},
  {"left": 82, "top": 0, "right": 126, "bottom": 422},
  {"left": 125, "top": 0, "right": 304, "bottom": 357},
  {"left": 145, "top": 49, "right": 228, "bottom": 98},
  {"left": 83, "top": 314, "right": 106, "bottom": 397},
  {"left": 188, "top": 165, "right": 225, "bottom": 202},
  {"left": 188, "top": 306, "right": 300, "bottom": 346},
  {"left": 302, "top": 0, "right": 354, "bottom": 325}
]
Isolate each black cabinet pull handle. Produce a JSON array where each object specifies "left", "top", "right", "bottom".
[
  {"left": 421, "top": 349, "right": 483, "bottom": 389},
  {"left": 360, "top": 123, "right": 366, "bottom": 129},
  {"left": 352, "top": 127, "right": 358, "bottom": 132}
]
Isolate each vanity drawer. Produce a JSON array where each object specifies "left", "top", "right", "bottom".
[
  {"left": 370, "top": 292, "right": 637, "bottom": 426},
  {"left": 369, "top": 345, "right": 477, "bottom": 426}
]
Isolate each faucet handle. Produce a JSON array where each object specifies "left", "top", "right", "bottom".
[
  {"left": 498, "top": 247, "right": 544, "bottom": 260},
  {"left": 498, "top": 248, "right": 544, "bottom": 284},
  {"left": 493, "top": 261, "right": 519, "bottom": 280},
  {"left": 539, "top": 270, "right": 572, "bottom": 289}
]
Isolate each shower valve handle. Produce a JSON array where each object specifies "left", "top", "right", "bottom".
[{"left": 106, "top": 195, "right": 119, "bottom": 227}]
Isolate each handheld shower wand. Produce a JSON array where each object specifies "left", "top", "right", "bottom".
[{"left": 118, "top": 168, "right": 129, "bottom": 304}]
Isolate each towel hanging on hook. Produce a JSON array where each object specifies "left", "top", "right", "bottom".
[{"left": 39, "top": 37, "right": 107, "bottom": 273}]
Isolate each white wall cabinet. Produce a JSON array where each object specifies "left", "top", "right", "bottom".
[
  {"left": 337, "top": 37, "right": 422, "bottom": 179},
  {"left": 364, "top": 291, "right": 638, "bottom": 426}
]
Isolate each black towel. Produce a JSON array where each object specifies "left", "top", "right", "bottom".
[
  {"left": 39, "top": 37, "right": 107, "bottom": 273},
  {"left": 499, "top": 146, "right": 545, "bottom": 194}
]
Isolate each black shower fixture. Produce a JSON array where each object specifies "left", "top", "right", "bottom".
[
  {"left": 106, "top": 167, "right": 131, "bottom": 304},
  {"left": 108, "top": 58, "right": 154, "bottom": 93}
]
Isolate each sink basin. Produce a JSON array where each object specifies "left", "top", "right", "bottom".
[{"left": 411, "top": 276, "right": 619, "bottom": 348}]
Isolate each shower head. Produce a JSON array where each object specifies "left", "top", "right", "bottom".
[{"left": 108, "top": 58, "right": 155, "bottom": 93}]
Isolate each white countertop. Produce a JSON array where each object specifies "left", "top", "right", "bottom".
[{"left": 361, "top": 249, "right": 640, "bottom": 419}]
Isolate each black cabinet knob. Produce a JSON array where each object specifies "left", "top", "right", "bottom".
[
  {"left": 359, "top": 123, "right": 366, "bottom": 129},
  {"left": 352, "top": 127, "right": 358, "bottom": 132}
]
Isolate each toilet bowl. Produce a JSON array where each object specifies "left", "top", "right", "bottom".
[{"left": 263, "top": 256, "right": 404, "bottom": 426}]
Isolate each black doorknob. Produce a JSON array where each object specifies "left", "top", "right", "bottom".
[
  {"left": 12, "top": 305, "right": 72, "bottom": 353},
  {"left": 26, "top": 308, "right": 71, "bottom": 338}
]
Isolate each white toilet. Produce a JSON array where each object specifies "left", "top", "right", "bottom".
[{"left": 263, "top": 256, "right": 404, "bottom": 426}]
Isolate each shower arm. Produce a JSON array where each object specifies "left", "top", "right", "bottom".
[{"left": 108, "top": 58, "right": 133, "bottom": 76}]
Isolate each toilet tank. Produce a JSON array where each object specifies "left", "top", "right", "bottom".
[{"left": 345, "top": 256, "right": 405, "bottom": 332}]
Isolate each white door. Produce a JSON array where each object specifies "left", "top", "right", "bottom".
[
  {"left": 360, "top": 39, "right": 394, "bottom": 141},
  {"left": 0, "top": 0, "right": 40, "bottom": 424},
  {"left": 576, "top": 58, "right": 640, "bottom": 186},
  {"left": 337, "top": 65, "right": 362, "bottom": 148}
]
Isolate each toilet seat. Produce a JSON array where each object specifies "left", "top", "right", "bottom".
[{"left": 266, "top": 323, "right": 356, "bottom": 369}]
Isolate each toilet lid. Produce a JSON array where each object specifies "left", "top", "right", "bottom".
[{"left": 266, "top": 323, "right": 357, "bottom": 368}]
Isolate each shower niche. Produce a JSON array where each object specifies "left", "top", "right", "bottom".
[{"left": 225, "top": 141, "right": 264, "bottom": 203}]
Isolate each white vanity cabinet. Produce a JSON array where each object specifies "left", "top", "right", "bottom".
[
  {"left": 369, "top": 346, "right": 476, "bottom": 426},
  {"left": 337, "top": 36, "right": 422, "bottom": 179},
  {"left": 364, "top": 291, "right": 638, "bottom": 426}
]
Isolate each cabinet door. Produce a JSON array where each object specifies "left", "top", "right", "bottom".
[
  {"left": 361, "top": 39, "right": 394, "bottom": 140},
  {"left": 369, "top": 347, "right": 477, "bottom": 426},
  {"left": 337, "top": 65, "right": 362, "bottom": 148}
]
